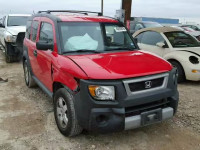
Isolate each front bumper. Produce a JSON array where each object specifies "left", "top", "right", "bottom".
[
  {"left": 125, "top": 107, "right": 173, "bottom": 130},
  {"left": 74, "top": 68, "right": 179, "bottom": 133},
  {"left": 181, "top": 61, "right": 200, "bottom": 81}
]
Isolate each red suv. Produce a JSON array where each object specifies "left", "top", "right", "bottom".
[{"left": 23, "top": 10, "right": 179, "bottom": 137}]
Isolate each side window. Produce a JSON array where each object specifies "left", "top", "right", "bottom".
[
  {"left": 141, "top": 31, "right": 165, "bottom": 46},
  {"left": 31, "top": 21, "right": 39, "bottom": 42},
  {"left": 39, "top": 22, "right": 54, "bottom": 43},
  {"left": 25, "top": 20, "right": 32, "bottom": 39},
  {"left": 135, "top": 23, "right": 143, "bottom": 31}
]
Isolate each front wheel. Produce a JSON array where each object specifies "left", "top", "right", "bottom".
[
  {"left": 4, "top": 43, "right": 18, "bottom": 63},
  {"left": 170, "top": 60, "right": 185, "bottom": 83},
  {"left": 54, "top": 88, "right": 83, "bottom": 137}
]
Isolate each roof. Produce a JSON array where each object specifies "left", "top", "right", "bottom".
[
  {"left": 56, "top": 15, "right": 118, "bottom": 23},
  {"left": 133, "top": 27, "right": 181, "bottom": 36}
]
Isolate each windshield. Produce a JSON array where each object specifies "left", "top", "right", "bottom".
[
  {"left": 144, "top": 22, "right": 162, "bottom": 28},
  {"left": 165, "top": 31, "right": 200, "bottom": 48},
  {"left": 59, "top": 22, "right": 136, "bottom": 53},
  {"left": 7, "top": 16, "right": 29, "bottom": 26}
]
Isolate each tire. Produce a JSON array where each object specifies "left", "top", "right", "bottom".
[
  {"left": 170, "top": 60, "right": 185, "bottom": 83},
  {"left": 5, "top": 43, "right": 16, "bottom": 63},
  {"left": 54, "top": 88, "right": 83, "bottom": 137},
  {"left": 23, "top": 59, "right": 36, "bottom": 88}
]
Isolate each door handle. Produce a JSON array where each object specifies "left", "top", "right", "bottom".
[{"left": 33, "top": 50, "right": 37, "bottom": 57}]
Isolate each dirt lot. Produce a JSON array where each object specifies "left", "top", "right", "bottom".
[{"left": 0, "top": 51, "right": 200, "bottom": 150}]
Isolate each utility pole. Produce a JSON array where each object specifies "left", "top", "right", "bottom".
[
  {"left": 101, "top": 0, "right": 104, "bottom": 15},
  {"left": 122, "top": 0, "right": 132, "bottom": 28}
]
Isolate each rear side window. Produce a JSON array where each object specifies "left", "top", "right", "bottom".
[
  {"left": 141, "top": 31, "right": 165, "bottom": 45},
  {"left": 31, "top": 21, "right": 39, "bottom": 42},
  {"left": 25, "top": 20, "right": 32, "bottom": 39},
  {"left": 39, "top": 22, "right": 54, "bottom": 43}
]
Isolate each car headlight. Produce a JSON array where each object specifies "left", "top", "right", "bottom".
[
  {"left": 5, "top": 34, "right": 17, "bottom": 43},
  {"left": 189, "top": 56, "right": 199, "bottom": 64},
  {"left": 88, "top": 85, "right": 115, "bottom": 101}
]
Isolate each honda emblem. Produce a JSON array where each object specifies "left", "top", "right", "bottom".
[{"left": 145, "top": 81, "right": 152, "bottom": 89}]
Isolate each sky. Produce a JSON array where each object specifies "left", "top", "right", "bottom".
[{"left": 0, "top": 0, "right": 199, "bottom": 22}]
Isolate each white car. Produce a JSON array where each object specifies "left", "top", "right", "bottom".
[
  {"left": 0, "top": 14, "right": 31, "bottom": 62},
  {"left": 133, "top": 27, "right": 200, "bottom": 82}
]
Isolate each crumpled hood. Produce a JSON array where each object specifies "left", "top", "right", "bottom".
[
  {"left": 6, "top": 26, "right": 26, "bottom": 35},
  {"left": 67, "top": 51, "right": 172, "bottom": 79}
]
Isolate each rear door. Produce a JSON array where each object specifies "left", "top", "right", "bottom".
[{"left": 136, "top": 31, "right": 167, "bottom": 57}]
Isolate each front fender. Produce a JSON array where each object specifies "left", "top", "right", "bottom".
[
  {"left": 52, "top": 55, "right": 88, "bottom": 91},
  {"left": 164, "top": 51, "right": 190, "bottom": 62},
  {"left": 164, "top": 51, "right": 200, "bottom": 81}
]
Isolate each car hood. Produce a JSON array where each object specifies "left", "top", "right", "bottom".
[
  {"left": 66, "top": 51, "right": 172, "bottom": 79},
  {"left": 6, "top": 26, "right": 26, "bottom": 35},
  {"left": 174, "top": 47, "right": 200, "bottom": 56}
]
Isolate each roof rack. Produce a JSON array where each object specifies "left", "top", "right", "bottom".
[{"left": 38, "top": 10, "right": 102, "bottom": 16}]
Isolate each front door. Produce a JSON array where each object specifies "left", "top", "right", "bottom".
[
  {"left": 137, "top": 31, "right": 167, "bottom": 57},
  {"left": 138, "top": 43, "right": 165, "bottom": 57},
  {"left": 36, "top": 21, "right": 55, "bottom": 91}
]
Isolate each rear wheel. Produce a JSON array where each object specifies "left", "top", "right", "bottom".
[
  {"left": 23, "top": 59, "right": 36, "bottom": 88},
  {"left": 170, "top": 60, "right": 185, "bottom": 83},
  {"left": 54, "top": 88, "right": 82, "bottom": 137}
]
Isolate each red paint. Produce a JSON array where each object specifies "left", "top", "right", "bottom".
[
  {"left": 66, "top": 51, "right": 172, "bottom": 80},
  {"left": 24, "top": 15, "right": 172, "bottom": 92},
  {"left": 57, "top": 15, "right": 118, "bottom": 23}
]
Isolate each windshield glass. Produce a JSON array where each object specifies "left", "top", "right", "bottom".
[
  {"left": 59, "top": 22, "right": 136, "bottom": 53},
  {"left": 144, "top": 22, "right": 162, "bottom": 28},
  {"left": 7, "top": 16, "right": 29, "bottom": 26},
  {"left": 165, "top": 31, "right": 200, "bottom": 48}
]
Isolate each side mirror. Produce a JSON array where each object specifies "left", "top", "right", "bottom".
[
  {"left": 36, "top": 41, "right": 53, "bottom": 51},
  {"left": 156, "top": 42, "right": 165, "bottom": 48}
]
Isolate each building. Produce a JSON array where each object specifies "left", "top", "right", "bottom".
[{"left": 131, "top": 17, "right": 180, "bottom": 26}]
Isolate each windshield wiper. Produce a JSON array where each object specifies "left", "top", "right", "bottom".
[{"left": 63, "top": 49, "right": 101, "bottom": 54}]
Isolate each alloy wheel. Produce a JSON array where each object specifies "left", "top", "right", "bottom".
[{"left": 57, "top": 97, "right": 68, "bottom": 129}]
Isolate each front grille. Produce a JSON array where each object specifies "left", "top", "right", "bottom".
[
  {"left": 123, "top": 73, "right": 169, "bottom": 96},
  {"left": 125, "top": 99, "right": 170, "bottom": 117},
  {"left": 129, "top": 77, "right": 164, "bottom": 92}
]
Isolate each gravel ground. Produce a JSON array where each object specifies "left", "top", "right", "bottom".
[{"left": 0, "top": 51, "right": 200, "bottom": 150}]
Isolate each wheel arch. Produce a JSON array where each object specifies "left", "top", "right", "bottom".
[
  {"left": 167, "top": 58, "right": 186, "bottom": 80},
  {"left": 53, "top": 82, "right": 74, "bottom": 95}
]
